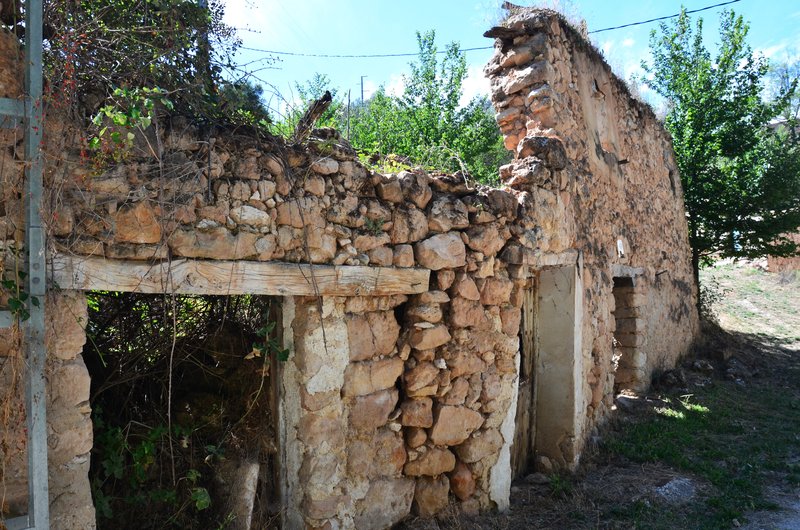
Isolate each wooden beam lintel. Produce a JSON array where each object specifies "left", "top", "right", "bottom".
[{"left": 50, "top": 254, "right": 430, "bottom": 297}]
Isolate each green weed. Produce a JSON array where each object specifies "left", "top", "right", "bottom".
[
  {"left": 548, "top": 474, "right": 573, "bottom": 498},
  {"left": 604, "top": 385, "right": 800, "bottom": 528}
]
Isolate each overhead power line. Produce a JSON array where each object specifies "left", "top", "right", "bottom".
[
  {"left": 238, "top": 45, "right": 493, "bottom": 59},
  {"left": 588, "top": 0, "right": 741, "bottom": 34},
  {"left": 239, "top": 0, "right": 743, "bottom": 59}
]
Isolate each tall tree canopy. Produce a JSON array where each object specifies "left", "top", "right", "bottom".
[
  {"left": 345, "top": 30, "right": 508, "bottom": 184},
  {"left": 643, "top": 9, "right": 800, "bottom": 281},
  {"left": 37, "top": 0, "right": 271, "bottom": 128},
  {"left": 768, "top": 56, "right": 800, "bottom": 145}
]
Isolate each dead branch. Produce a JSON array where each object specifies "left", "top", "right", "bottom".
[{"left": 292, "top": 90, "right": 332, "bottom": 144}]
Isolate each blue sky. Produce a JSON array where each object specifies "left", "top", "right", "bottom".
[{"left": 221, "top": 1, "right": 800, "bottom": 117}]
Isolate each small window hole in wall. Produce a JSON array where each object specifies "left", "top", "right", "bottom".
[
  {"left": 82, "top": 292, "right": 282, "bottom": 529},
  {"left": 611, "top": 277, "right": 647, "bottom": 393}
]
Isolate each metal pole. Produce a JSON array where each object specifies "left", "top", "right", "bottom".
[
  {"left": 346, "top": 89, "right": 350, "bottom": 142},
  {"left": 360, "top": 75, "right": 366, "bottom": 103},
  {"left": 0, "top": 1, "right": 51, "bottom": 527},
  {"left": 23, "top": 0, "right": 49, "bottom": 526}
]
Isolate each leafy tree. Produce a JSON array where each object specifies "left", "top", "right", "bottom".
[
  {"left": 768, "top": 55, "right": 800, "bottom": 145},
  {"left": 450, "top": 96, "right": 508, "bottom": 185},
  {"left": 642, "top": 9, "right": 800, "bottom": 284},
  {"left": 216, "top": 80, "right": 272, "bottom": 127},
  {"left": 273, "top": 32, "right": 507, "bottom": 182},
  {"left": 43, "top": 0, "right": 249, "bottom": 119},
  {"left": 401, "top": 30, "right": 467, "bottom": 150},
  {"left": 347, "top": 87, "right": 406, "bottom": 156},
  {"left": 295, "top": 74, "right": 343, "bottom": 128},
  {"left": 347, "top": 30, "right": 508, "bottom": 183}
]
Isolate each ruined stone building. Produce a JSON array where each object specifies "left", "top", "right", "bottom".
[{"left": 0, "top": 9, "right": 698, "bottom": 529}]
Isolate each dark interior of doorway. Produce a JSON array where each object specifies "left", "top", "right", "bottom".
[
  {"left": 612, "top": 276, "right": 640, "bottom": 392},
  {"left": 82, "top": 292, "right": 281, "bottom": 529},
  {"left": 511, "top": 278, "right": 537, "bottom": 478}
]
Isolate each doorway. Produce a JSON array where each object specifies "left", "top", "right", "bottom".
[
  {"left": 611, "top": 276, "right": 646, "bottom": 392},
  {"left": 82, "top": 292, "right": 282, "bottom": 529},
  {"left": 512, "top": 264, "right": 585, "bottom": 473},
  {"left": 511, "top": 276, "right": 537, "bottom": 477}
]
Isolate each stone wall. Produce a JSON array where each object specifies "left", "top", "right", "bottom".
[
  {"left": 484, "top": 9, "right": 699, "bottom": 444},
  {"left": 0, "top": 10, "right": 699, "bottom": 529},
  {"left": 0, "top": 292, "right": 93, "bottom": 528}
]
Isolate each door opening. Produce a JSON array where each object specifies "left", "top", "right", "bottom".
[
  {"left": 82, "top": 293, "right": 282, "bottom": 529},
  {"left": 511, "top": 264, "right": 585, "bottom": 472},
  {"left": 511, "top": 277, "right": 537, "bottom": 478},
  {"left": 611, "top": 277, "right": 646, "bottom": 392}
]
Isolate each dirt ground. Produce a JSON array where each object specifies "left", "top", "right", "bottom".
[{"left": 402, "top": 261, "right": 800, "bottom": 530}]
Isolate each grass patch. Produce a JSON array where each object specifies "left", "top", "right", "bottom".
[
  {"left": 603, "top": 382, "right": 800, "bottom": 528},
  {"left": 702, "top": 262, "right": 800, "bottom": 342}
]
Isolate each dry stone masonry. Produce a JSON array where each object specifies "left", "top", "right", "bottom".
[{"left": 0, "top": 9, "right": 699, "bottom": 529}]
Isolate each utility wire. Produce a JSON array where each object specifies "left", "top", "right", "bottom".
[
  {"left": 588, "top": 0, "right": 741, "bottom": 34},
  {"left": 238, "top": 45, "right": 492, "bottom": 58},
  {"left": 238, "top": 0, "right": 743, "bottom": 58}
]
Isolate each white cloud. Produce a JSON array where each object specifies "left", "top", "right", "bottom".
[
  {"left": 386, "top": 74, "right": 406, "bottom": 98},
  {"left": 622, "top": 38, "right": 635, "bottom": 48},
  {"left": 460, "top": 64, "right": 491, "bottom": 106},
  {"left": 361, "top": 79, "right": 378, "bottom": 101},
  {"left": 359, "top": 74, "right": 405, "bottom": 101},
  {"left": 760, "top": 43, "right": 788, "bottom": 58},
  {"left": 623, "top": 61, "right": 643, "bottom": 79},
  {"left": 601, "top": 39, "right": 614, "bottom": 56},
  {"left": 359, "top": 64, "right": 488, "bottom": 108},
  {"left": 223, "top": 0, "right": 272, "bottom": 39}
]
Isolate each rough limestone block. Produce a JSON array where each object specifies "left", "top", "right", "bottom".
[
  {"left": 342, "top": 358, "right": 404, "bottom": 397},
  {"left": 392, "top": 244, "right": 415, "bottom": 267},
  {"left": 449, "top": 461, "right": 477, "bottom": 500},
  {"left": 354, "top": 478, "right": 415, "bottom": 529},
  {"left": 399, "top": 171, "right": 433, "bottom": 209},
  {"left": 229, "top": 205, "right": 272, "bottom": 227},
  {"left": 414, "top": 233, "right": 466, "bottom": 270},
  {"left": 404, "top": 363, "right": 439, "bottom": 393},
  {"left": 400, "top": 397, "right": 434, "bottom": 428},
  {"left": 113, "top": 201, "right": 161, "bottom": 244},
  {"left": 409, "top": 324, "right": 451, "bottom": 350},
  {"left": 311, "top": 157, "right": 339, "bottom": 175},
  {"left": 347, "top": 430, "right": 406, "bottom": 478},
  {"left": 450, "top": 296, "right": 490, "bottom": 329},
  {"left": 429, "top": 405, "right": 485, "bottom": 446},
  {"left": 455, "top": 429, "right": 504, "bottom": 463},
  {"left": 45, "top": 292, "right": 88, "bottom": 360},
  {"left": 479, "top": 278, "right": 514, "bottom": 305},
  {"left": 413, "top": 475, "right": 450, "bottom": 517},
  {"left": 403, "top": 448, "right": 456, "bottom": 477},
  {"left": 465, "top": 223, "right": 506, "bottom": 256},
  {"left": 349, "top": 389, "right": 399, "bottom": 432},
  {"left": 346, "top": 311, "right": 400, "bottom": 361}
]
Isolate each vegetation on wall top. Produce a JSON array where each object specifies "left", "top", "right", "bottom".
[{"left": 276, "top": 31, "right": 510, "bottom": 185}]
